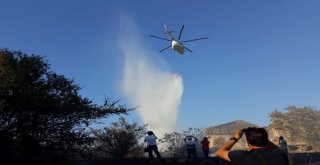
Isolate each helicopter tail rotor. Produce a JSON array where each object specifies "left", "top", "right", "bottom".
[
  {"left": 162, "top": 22, "right": 174, "bottom": 35},
  {"left": 162, "top": 22, "right": 168, "bottom": 31}
]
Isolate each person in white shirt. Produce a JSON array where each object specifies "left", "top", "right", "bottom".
[
  {"left": 144, "top": 131, "right": 162, "bottom": 161},
  {"left": 184, "top": 135, "right": 198, "bottom": 159}
]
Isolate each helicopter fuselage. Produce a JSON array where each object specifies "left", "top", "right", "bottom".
[{"left": 172, "top": 40, "right": 185, "bottom": 55}]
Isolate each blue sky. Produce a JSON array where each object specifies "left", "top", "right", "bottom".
[{"left": 1, "top": 0, "right": 320, "bottom": 131}]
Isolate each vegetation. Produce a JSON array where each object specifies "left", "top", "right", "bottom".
[
  {"left": 1, "top": 48, "right": 319, "bottom": 164},
  {"left": 159, "top": 128, "right": 204, "bottom": 158},
  {"left": 212, "top": 137, "right": 227, "bottom": 150},
  {"left": 92, "top": 117, "right": 147, "bottom": 158},
  {"left": 0, "top": 49, "right": 132, "bottom": 163},
  {"left": 159, "top": 132, "right": 185, "bottom": 157},
  {"left": 269, "top": 106, "right": 320, "bottom": 151}
]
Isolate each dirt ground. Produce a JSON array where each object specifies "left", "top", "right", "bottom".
[
  {"left": 81, "top": 152, "right": 320, "bottom": 165},
  {"left": 5, "top": 152, "right": 320, "bottom": 165}
]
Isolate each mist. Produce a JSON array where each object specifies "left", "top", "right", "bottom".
[{"left": 119, "top": 15, "right": 183, "bottom": 138}]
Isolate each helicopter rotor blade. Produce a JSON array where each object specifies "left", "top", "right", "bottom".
[
  {"left": 150, "top": 35, "right": 171, "bottom": 41},
  {"left": 184, "top": 46, "right": 193, "bottom": 53},
  {"left": 178, "top": 25, "right": 184, "bottom": 41},
  {"left": 182, "top": 37, "right": 208, "bottom": 43},
  {"left": 160, "top": 45, "right": 171, "bottom": 52}
]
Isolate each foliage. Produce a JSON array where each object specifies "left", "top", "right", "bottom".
[
  {"left": 159, "top": 128, "right": 204, "bottom": 158},
  {"left": 0, "top": 49, "right": 132, "bottom": 160},
  {"left": 269, "top": 106, "right": 320, "bottom": 151},
  {"left": 182, "top": 127, "right": 204, "bottom": 140},
  {"left": 92, "top": 117, "right": 147, "bottom": 158},
  {"left": 213, "top": 137, "right": 227, "bottom": 150},
  {"left": 159, "top": 132, "right": 185, "bottom": 157}
]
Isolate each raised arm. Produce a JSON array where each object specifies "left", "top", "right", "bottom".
[{"left": 214, "top": 129, "right": 243, "bottom": 161}]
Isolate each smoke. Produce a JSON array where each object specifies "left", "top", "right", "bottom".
[{"left": 118, "top": 15, "right": 183, "bottom": 138}]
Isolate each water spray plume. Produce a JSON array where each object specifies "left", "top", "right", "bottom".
[{"left": 119, "top": 16, "right": 184, "bottom": 138}]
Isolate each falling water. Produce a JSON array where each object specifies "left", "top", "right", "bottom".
[{"left": 119, "top": 15, "right": 183, "bottom": 138}]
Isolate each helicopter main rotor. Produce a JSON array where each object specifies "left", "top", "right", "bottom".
[{"left": 150, "top": 24, "right": 208, "bottom": 54}]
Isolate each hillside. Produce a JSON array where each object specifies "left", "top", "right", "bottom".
[
  {"left": 203, "top": 120, "right": 259, "bottom": 150},
  {"left": 204, "top": 120, "right": 259, "bottom": 135},
  {"left": 204, "top": 119, "right": 318, "bottom": 152}
]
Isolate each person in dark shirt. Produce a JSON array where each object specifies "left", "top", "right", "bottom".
[
  {"left": 214, "top": 127, "right": 289, "bottom": 165},
  {"left": 201, "top": 137, "right": 210, "bottom": 158},
  {"left": 279, "top": 136, "right": 289, "bottom": 155}
]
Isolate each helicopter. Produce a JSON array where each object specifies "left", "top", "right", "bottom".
[{"left": 150, "top": 24, "right": 208, "bottom": 55}]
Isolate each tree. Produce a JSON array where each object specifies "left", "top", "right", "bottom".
[
  {"left": 0, "top": 49, "right": 132, "bottom": 161},
  {"left": 159, "top": 132, "right": 185, "bottom": 157},
  {"left": 269, "top": 106, "right": 320, "bottom": 151},
  {"left": 213, "top": 137, "right": 226, "bottom": 150},
  {"left": 158, "top": 128, "right": 204, "bottom": 158},
  {"left": 92, "top": 117, "right": 147, "bottom": 158},
  {"left": 182, "top": 127, "right": 204, "bottom": 140}
]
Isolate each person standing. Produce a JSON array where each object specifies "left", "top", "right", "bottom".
[
  {"left": 279, "top": 136, "right": 289, "bottom": 155},
  {"left": 184, "top": 135, "right": 198, "bottom": 159},
  {"left": 144, "top": 131, "right": 162, "bottom": 161},
  {"left": 214, "top": 127, "right": 289, "bottom": 165},
  {"left": 201, "top": 137, "right": 210, "bottom": 158}
]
